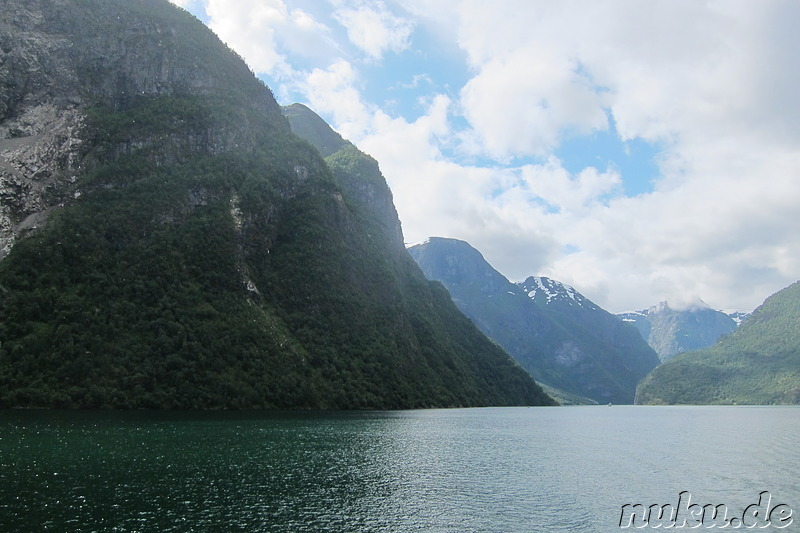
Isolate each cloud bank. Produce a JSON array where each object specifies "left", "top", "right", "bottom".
[{"left": 169, "top": 0, "right": 799, "bottom": 313}]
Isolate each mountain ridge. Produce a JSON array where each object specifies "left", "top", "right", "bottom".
[
  {"left": 0, "top": 0, "right": 553, "bottom": 409},
  {"left": 408, "top": 237, "right": 660, "bottom": 404}
]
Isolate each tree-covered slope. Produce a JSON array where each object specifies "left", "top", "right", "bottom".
[
  {"left": 636, "top": 281, "right": 800, "bottom": 405},
  {"left": 0, "top": 0, "right": 553, "bottom": 409},
  {"left": 408, "top": 237, "right": 660, "bottom": 404}
]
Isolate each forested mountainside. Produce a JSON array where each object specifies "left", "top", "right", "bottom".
[
  {"left": 408, "top": 237, "right": 659, "bottom": 404},
  {"left": 0, "top": 0, "right": 553, "bottom": 409},
  {"left": 637, "top": 281, "right": 800, "bottom": 405}
]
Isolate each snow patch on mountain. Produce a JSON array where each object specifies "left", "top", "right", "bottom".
[
  {"left": 405, "top": 238, "right": 431, "bottom": 249},
  {"left": 519, "top": 276, "right": 599, "bottom": 311},
  {"left": 725, "top": 310, "right": 751, "bottom": 326}
]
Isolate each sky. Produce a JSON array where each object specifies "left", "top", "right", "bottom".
[{"left": 168, "top": 0, "right": 799, "bottom": 313}]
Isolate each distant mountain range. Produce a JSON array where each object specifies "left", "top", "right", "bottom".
[
  {"left": 408, "top": 237, "right": 660, "bottom": 404},
  {"left": 617, "top": 301, "right": 740, "bottom": 362},
  {"left": 637, "top": 281, "right": 800, "bottom": 404}
]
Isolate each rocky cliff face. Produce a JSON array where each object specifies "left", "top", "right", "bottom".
[
  {"left": 0, "top": 0, "right": 553, "bottom": 409},
  {"left": 0, "top": 104, "right": 84, "bottom": 256},
  {"left": 0, "top": 0, "right": 85, "bottom": 257},
  {"left": 0, "top": 0, "right": 283, "bottom": 258}
]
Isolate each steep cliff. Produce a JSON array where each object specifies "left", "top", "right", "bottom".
[
  {"left": 0, "top": 0, "right": 553, "bottom": 409},
  {"left": 0, "top": 0, "right": 282, "bottom": 257}
]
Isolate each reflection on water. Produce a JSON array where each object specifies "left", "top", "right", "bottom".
[{"left": 1, "top": 406, "right": 798, "bottom": 532}]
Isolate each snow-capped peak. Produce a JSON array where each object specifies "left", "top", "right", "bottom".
[{"left": 519, "top": 276, "right": 598, "bottom": 310}]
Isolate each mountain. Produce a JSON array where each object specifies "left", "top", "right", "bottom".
[
  {"left": 408, "top": 237, "right": 660, "bottom": 404},
  {"left": 636, "top": 281, "right": 800, "bottom": 405},
  {"left": 0, "top": 0, "right": 554, "bottom": 409},
  {"left": 617, "top": 300, "right": 738, "bottom": 362}
]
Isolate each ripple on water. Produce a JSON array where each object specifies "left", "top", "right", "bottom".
[{"left": 1, "top": 406, "right": 799, "bottom": 532}]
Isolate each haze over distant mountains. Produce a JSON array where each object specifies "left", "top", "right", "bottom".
[
  {"left": 409, "top": 237, "right": 800, "bottom": 406},
  {"left": 637, "top": 281, "right": 800, "bottom": 405},
  {"left": 408, "top": 237, "right": 660, "bottom": 404},
  {"left": 617, "top": 301, "right": 740, "bottom": 362}
]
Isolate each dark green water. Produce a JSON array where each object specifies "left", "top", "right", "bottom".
[{"left": 1, "top": 406, "right": 798, "bottom": 532}]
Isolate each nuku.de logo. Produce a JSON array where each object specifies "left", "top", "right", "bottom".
[{"left": 619, "top": 491, "right": 793, "bottom": 529}]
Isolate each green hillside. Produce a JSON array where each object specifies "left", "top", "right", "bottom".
[
  {"left": 0, "top": 0, "right": 553, "bottom": 409},
  {"left": 636, "top": 281, "right": 800, "bottom": 405}
]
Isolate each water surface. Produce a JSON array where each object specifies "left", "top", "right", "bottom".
[{"left": 1, "top": 406, "right": 798, "bottom": 531}]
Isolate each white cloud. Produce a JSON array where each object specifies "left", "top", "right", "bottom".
[
  {"left": 519, "top": 158, "right": 621, "bottom": 213},
  {"left": 300, "top": 60, "right": 373, "bottom": 137},
  {"left": 332, "top": 1, "right": 414, "bottom": 60},
  {"left": 205, "top": 0, "right": 288, "bottom": 74},
  {"left": 459, "top": 49, "right": 608, "bottom": 159},
  {"left": 532, "top": 137, "right": 800, "bottom": 311},
  {"left": 202, "top": 0, "right": 337, "bottom": 79},
  {"left": 384, "top": 0, "right": 800, "bottom": 312}
]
